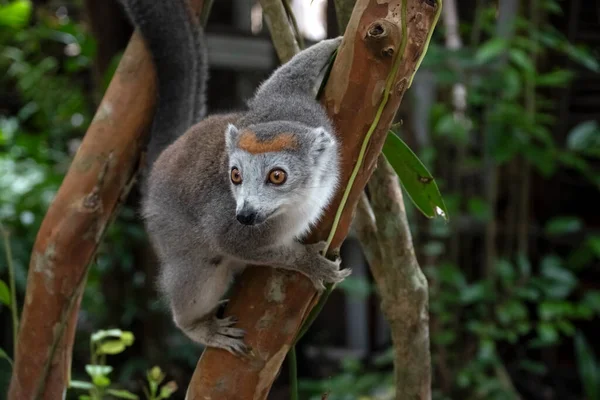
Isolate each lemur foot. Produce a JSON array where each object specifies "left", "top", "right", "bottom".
[
  {"left": 188, "top": 316, "right": 250, "bottom": 357},
  {"left": 303, "top": 241, "right": 352, "bottom": 291}
]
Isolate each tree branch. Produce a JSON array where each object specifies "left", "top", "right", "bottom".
[
  {"left": 186, "top": 0, "right": 440, "bottom": 398},
  {"left": 258, "top": 0, "right": 300, "bottom": 63},
  {"left": 7, "top": 1, "right": 206, "bottom": 398},
  {"left": 362, "top": 156, "right": 431, "bottom": 400}
]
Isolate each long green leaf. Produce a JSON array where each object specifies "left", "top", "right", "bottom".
[
  {"left": 0, "top": 347, "right": 13, "bottom": 367},
  {"left": 0, "top": 280, "right": 10, "bottom": 305},
  {"left": 382, "top": 131, "right": 448, "bottom": 220},
  {"left": 69, "top": 380, "right": 94, "bottom": 390},
  {"left": 106, "top": 389, "right": 139, "bottom": 399}
]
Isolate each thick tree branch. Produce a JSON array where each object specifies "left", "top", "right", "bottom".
[
  {"left": 7, "top": 1, "right": 206, "bottom": 398},
  {"left": 359, "top": 156, "right": 431, "bottom": 400},
  {"left": 187, "top": 0, "right": 439, "bottom": 398}
]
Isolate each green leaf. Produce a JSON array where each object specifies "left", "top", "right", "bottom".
[
  {"left": 536, "top": 69, "right": 574, "bottom": 87},
  {"left": 460, "top": 283, "right": 488, "bottom": 305},
  {"left": 106, "top": 389, "right": 139, "bottom": 399},
  {"left": 158, "top": 382, "right": 179, "bottom": 399},
  {"left": 540, "top": 256, "right": 577, "bottom": 299},
  {"left": 537, "top": 322, "right": 559, "bottom": 345},
  {"left": 567, "top": 120, "right": 600, "bottom": 156},
  {"left": 0, "top": 0, "right": 32, "bottom": 29},
  {"left": 120, "top": 331, "right": 135, "bottom": 346},
  {"left": 0, "top": 347, "right": 13, "bottom": 367},
  {"left": 0, "top": 280, "right": 10, "bottom": 305},
  {"left": 97, "top": 340, "right": 127, "bottom": 355},
  {"left": 91, "top": 329, "right": 124, "bottom": 343},
  {"left": 545, "top": 216, "right": 582, "bottom": 236},
  {"left": 92, "top": 374, "right": 111, "bottom": 388},
  {"left": 509, "top": 48, "right": 535, "bottom": 75},
  {"left": 574, "top": 332, "right": 600, "bottom": 400},
  {"left": 69, "top": 380, "right": 94, "bottom": 390},
  {"left": 475, "top": 38, "right": 507, "bottom": 64},
  {"left": 382, "top": 131, "right": 448, "bottom": 220},
  {"left": 85, "top": 364, "right": 113, "bottom": 378}
]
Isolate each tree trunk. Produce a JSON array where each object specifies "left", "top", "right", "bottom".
[
  {"left": 186, "top": 0, "right": 440, "bottom": 398},
  {"left": 355, "top": 157, "right": 432, "bottom": 400}
]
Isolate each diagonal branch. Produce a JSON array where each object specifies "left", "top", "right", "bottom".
[
  {"left": 7, "top": 1, "right": 207, "bottom": 398},
  {"left": 186, "top": 0, "right": 440, "bottom": 398}
]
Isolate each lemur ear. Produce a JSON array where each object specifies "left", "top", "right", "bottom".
[
  {"left": 310, "top": 126, "right": 336, "bottom": 156},
  {"left": 225, "top": 124, "right": 239, "bottom": 149}
]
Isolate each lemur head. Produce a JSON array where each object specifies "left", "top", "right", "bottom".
[{"left": 225, "top": 120, "right": 339, "bottom": 233}]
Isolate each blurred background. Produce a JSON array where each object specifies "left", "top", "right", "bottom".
[{"left": 0, "top": 0, "right": 599, "bottom": 399}]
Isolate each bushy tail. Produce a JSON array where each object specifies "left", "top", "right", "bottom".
[
  {"left": 250, "top": 37, "right": 342, "bottom": 104},
  {"left": 117, "top": 0, "right": 207, "bottom": 167}
]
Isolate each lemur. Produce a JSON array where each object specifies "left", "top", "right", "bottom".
[{"left": 117, "top": 0, "right": 350, "bottom": 355}]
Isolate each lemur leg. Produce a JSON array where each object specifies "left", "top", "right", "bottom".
[{"left": 169, "top": 259, "right": 249, "bottom": 355}]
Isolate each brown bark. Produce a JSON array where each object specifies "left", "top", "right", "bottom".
[
  {"left": 187, "top": 0, "right": 439, "bottom": 398},
  {"left": 7, "top": 1, "right": 206, "bottom": 398},
  {"left": 355, "top": 157, "right": 431, "bottom": 400}
]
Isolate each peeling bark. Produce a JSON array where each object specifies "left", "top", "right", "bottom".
[
  {"left": 187, "top": 0, "right": 439, "bottom": 398},
  {"left": 7, "top": 1, "right": 206, "bottom": 398}
]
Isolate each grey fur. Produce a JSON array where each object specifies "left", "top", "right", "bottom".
[
  {"left": 118, "top": 0, "right": 207, "bottom": 168},
  {"left": 119, "top": 0, "right": 349, "bottom": 356}
]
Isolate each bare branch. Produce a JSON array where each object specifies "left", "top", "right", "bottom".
[{"left": 258, "top": 0, "right": 300, "bottom": 63}]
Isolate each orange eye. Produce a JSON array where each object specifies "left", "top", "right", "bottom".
[
  {"left": 231, "top": 168, "right": 242, "bottom": 184},
  {"left": 268, "top": 169, "right": 287, "bottom": 185}
]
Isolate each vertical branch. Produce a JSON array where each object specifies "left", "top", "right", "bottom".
[
  {"left": 483, "top": 0, "right": 519, "bottom": 277},
  {"left": 519, "top": 0, "right": 539, "bottom": 256},
  {"left": 441, "top": 0, "right": 469, "bottom": 263},
  {"left": 186, "top": 1, "right": 440, "bottom": 398},
  {"left": 369, "top": 157, "right": 431, "bottom": 400},
  {"left": 7, "top": 2, "right": 207, "bottom": 398},
  {"left": 258, "top": 0, "right": 300, "bottom": 63}
]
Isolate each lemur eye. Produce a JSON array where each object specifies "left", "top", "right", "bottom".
[
  {"left": 268, "top": 169, "right": 287, "bottom": 185},
  {"left": 231, "top": 167, "right": 242, "bottom": 184}
]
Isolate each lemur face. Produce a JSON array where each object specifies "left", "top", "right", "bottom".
[{"left": 225, "top": 121, "right": 338, "bottom": 228}]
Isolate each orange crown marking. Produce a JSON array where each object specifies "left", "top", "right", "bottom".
[{"left": 237, "top": 130, "right": 298, "bottom": 154}]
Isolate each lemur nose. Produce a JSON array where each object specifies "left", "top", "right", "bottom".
[{"left": 236, "top": 210, "right": 257, "bottom": 225}]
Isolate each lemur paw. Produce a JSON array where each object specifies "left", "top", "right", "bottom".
[
  {"left": 304, "top": 242, "right": 351, "bottom": 290},
  {"left": 189, "top": 316, "right": 251, "bottom": 357}
]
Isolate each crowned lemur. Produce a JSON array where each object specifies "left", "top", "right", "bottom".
[{"left": 117, "top": 0, "right": 350, "bottom": 355}]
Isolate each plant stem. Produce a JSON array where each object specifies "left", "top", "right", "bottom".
[
  {"left": 288, "top": 346, "right": 298, "bottom": 400},
  {"left": 0, "top": 224, "right": 19, "bottom": 358}
]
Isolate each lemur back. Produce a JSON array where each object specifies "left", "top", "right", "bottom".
[{"left": 118, "top": 0, "right": 350, "bottom": 355}]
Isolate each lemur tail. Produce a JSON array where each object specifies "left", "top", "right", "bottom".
[
  {"left": 250, "top": 37, "right": 342, "bottom": 104},
  {"left": 117, "top": 0, "right": 207, "bottom": 168}
]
